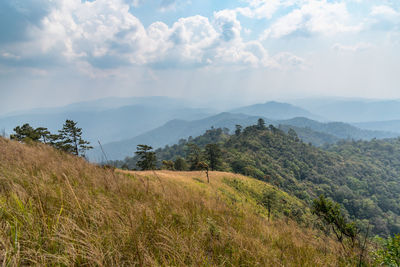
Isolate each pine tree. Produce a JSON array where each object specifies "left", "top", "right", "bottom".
[
  {"left": 10, "top": 124, "right": 40, "bottom": 142},
  {"left": 57, "top": 120, "right": 92, "bottom": 156},
  {"left": 135, "top": 145, "right": 156, "bottom": 170},
  {"left": 35, "top": 127, "right": 51, "bottom": 144},
  {"left": 257, "top": 118, "right": 266, "bottom": 130}
]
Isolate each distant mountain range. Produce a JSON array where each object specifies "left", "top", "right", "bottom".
[
  {"left": 0, "top": 97, "right": 213, "bottom": 144},
  {"left": 3, "top": 96, "right": 400, "bottom": 161},
  {"left": 90, "top": 113, "right": 397, "bottom": 161},
  {"left": 0, "top": 99, "right": 323, "bottom": 145},
  {"left": 353, "top": 120, "right": 400, "bottom": 134},
  {"left": 230, "top": 101, "right": 322, "bottom": 120},
  {"left": 292, "top": 98, "right": 400, "bottom": 123}
]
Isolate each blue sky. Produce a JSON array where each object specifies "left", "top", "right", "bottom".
[{"left": 1, "top": 0, "right": 400, "bottom": 114}]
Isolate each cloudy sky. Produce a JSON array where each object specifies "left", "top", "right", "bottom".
[{"left": 1, "top": 0, "right": 400, "bottom": 114}]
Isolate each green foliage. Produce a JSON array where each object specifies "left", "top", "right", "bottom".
[
  {"left": 204, "top": 143, "right": 222, "bottom": 171},
  {"left": 235, "top": 124, "right": 242, "bottom": 136},
  {"left": 173, "top": 157, "right": 188, "bottom": 171},
  {"left": 135, "top": 144, "right": 157, "bottom": 170},
  {"left": 35, "top": 127, "right": 51, "bottom": 144},
  {"left": 162, "top": 160, "right": 175, "bottom": 170},
  {"left": 374, "top": 234, "right": 400, "bottom": 266},
  {"left": 257, "top": 118, "right": 266, "bottom": 130},
  {"left": 57, "top": 119, "right": 93, "bottom": 156},
  {"left": 115, "top": 123, "right": 400, "bottom": 236},
  {"left": 312, "top": 195, "right": 358, "bottom": 246},
  {"left": 260, "top": 189, "right": 277, "bottom": 221},
  {"left": 10, "top": 121, "right": 92, "bottom": 157},
  {"left": 10, "top": 124, "right": 41, "bottom": 142},
  {"left": 187, "top": 143, "right": 203, "bottom": 170}
]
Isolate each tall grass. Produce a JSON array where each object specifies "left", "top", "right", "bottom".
[{"left": 0, "top": 138, "right": 360, "bottom": 266}]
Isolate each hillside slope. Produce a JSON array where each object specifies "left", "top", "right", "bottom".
[
  {"left": 119, "top": 126, "right": 400, "bottom": 236},
  {"left": 0, "top": 137, "right": 356, "bottom": 266}
]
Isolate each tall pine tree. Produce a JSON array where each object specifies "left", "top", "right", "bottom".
[
  {"left": 135, "top": 145, "right": 156, "bottom": 170},
  {"left": 57, "top": 120, "right": 92, "bottom": 157}
]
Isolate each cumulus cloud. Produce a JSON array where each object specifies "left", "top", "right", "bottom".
[
  {"left": 261, "top": 0, "right": 361, "bottom": 39},
  {"left": 213, "top": 10, "right": 242, "bottom": 42},
  {"left": 0, "top": 0, "right": 308, "bottom": 72}
]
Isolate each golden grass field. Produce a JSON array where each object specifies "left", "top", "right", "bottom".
[{"left": 0, "top": 137, "right": 362, "bottom": 266}]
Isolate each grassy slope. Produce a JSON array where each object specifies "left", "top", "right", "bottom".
[{"left": 0, "top": 138, "right": 356, "bottom": 266}]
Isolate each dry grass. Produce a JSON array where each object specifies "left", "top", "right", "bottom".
[{"left": 0, "top": 138, "right": 359, "bottom": 266}]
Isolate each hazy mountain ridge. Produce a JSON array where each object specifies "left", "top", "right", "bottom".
[
  {"left": 280, "top": 117, "right": 397, "bottom": 140},
  {"left": 3, "top": 97, "right": 400, "bottom": 161},
  {"left": 354, "top": 120, "right": 400, "bottom": 134},
  {"left": 293, "top": 99, "right": 400, "bottom": 123},
  {"left": 92, "top": 113, "right": 396, "bottom": 161},
  {"left": 0, "top": 97, "right": 213, "bottom": 144},
  {"left": 230, "top": 101, "right": 322, "bottom": 120}
]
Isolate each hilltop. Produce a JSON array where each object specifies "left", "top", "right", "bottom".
[
  {"left": 0, "top": 137, "right": 362, "bottom": 266},
  {"left": 117, "top": 125, "right": 400, "bottom": 236}
]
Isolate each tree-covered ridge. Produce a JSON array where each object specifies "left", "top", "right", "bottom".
[{"left": 115, "top": 123, "right": 400, "bottom": 236}]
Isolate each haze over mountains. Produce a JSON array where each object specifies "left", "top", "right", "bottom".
[
  {"left": 91, "top": 113, "right": 398, "bottom": 161},
  {"left": 230, "top": 101, "right": 322, "bottom": 121},
  {"left": 0, "top": 97, "right": 214, "bottom": 144},
  {"left": 293, "top": 98, "right": 400, "bottom": 123},
  {"left": 2, "top": 96, "right": 400, "bottom": 161}
]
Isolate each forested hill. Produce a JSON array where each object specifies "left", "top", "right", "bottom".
[{"left": 115, "top": 124, "right": 400, "bottom": 236}]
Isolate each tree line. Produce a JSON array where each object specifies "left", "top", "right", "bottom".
[{"left": 10, "top": 120, "right": 92, "bottom": 157}]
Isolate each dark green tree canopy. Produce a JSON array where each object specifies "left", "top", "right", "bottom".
[
  {"left": 10, "top": 124, "right": 41, "bottom": 142},
  {"left": 204, "top": 143, "right": 222, "bottom": 171},
  {"left": 135, "top": 144, "right": 156, "bottom": 170},
  {"left": 174, "top": 157, "right": 188, "bottom": 171},
  {"left": 235, "top": 124, "right": 242, "bottom": 136},
  {"left": 57, "top": 119, "right": 93, "bottom": 156},
  {"left": 187, "top": 143, "right": 202, "bottom": 170},
  {"left": 257, "top": 118, "right": 266, "bottom": 130}
]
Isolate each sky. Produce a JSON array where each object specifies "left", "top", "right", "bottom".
[{"left": 1, "top": 0, "right": 400, "bottom": 114}]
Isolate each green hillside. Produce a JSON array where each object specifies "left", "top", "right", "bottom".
[
  {"left": 117, "top": 124, "right": 400, "bottom": 236},
  {"left": 0, "top": 137, "right": 362, "bottom": 266}
]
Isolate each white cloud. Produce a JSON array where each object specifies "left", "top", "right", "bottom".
[
  {"left": 236, "top": 0, "right": 281, "bottom": 19},
  {"left": 261, "top": 0, "right": 361, "bottom": 39},
  {"left": 213, "top": 10, "right": 242, "bottom": 42},
  {"left": 371, "top": 5, "right": 399, "bottom": 17},
  {"left": 332, "top": 42, "right": 373, "bottom": 52},
  {"left": 0, "top": 0, "right": 307, "bottom": 72}
]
